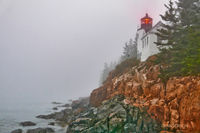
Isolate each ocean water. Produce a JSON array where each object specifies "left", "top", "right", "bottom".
[{"left": 0, "top": 101, "right": 67, "bottom": 133}]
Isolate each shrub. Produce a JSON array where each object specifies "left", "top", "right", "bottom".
[{"left": 109, "top": 57, "right": 140, "bottom": 79}]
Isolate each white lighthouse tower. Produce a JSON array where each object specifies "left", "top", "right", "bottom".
[{"left": 136, "top": 13, "right": 162, "bottom": 61}]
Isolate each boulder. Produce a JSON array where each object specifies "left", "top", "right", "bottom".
[
  {"left": 48, "top": 122, "right": 55, "bottom": 126},
  {"left": 52, "top": 102, "right": 62, "bottom": 105},
  {"left": 20, "top": 121, "right": 36, "bottom": 126},
  {"left": 11, "top": 129, "right": 23, "bottom": 133},
  {"left": 52, "top": 107, "right": 58, "bottom": 110},
  {"left": 26, "top": 128, "right": 54, "bottom": 133},
  {"left": 124, "top": 123, "right": 136, "bottom": 132},
  {"left": 36, "top": 108, "right": 72, "bottom": 122}
]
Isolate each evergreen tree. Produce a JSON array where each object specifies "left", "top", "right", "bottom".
[
  {"left": 99, "top": 62, "right": 117, "bottom": 85},
  {"left": 99, "top": 63, "right": 109, "bottom": 85},
  {"left": 156, "top": 0, "right": 200, "bottom": 80},
  {"left": 167, "top": 0, "right": 200, "bottom": 76},
  {"left": 154, "top": 0, "right": 179, "bottom": 65},
  {"left": 176, "top": 26, "right": 200, "bottom": 75},
  {"left": 122, "top": 42, "right": 130, "bottom": 58},
  {"left": 177, "top": 0, "right": 200, "bottom": 27},
  {"left": 121, "top": 38, "right": 137, "bottom": 61},
  {"left": 155, "top": 0, "right": 178, "bottom": 48},
  {"left": 161, "top": 25, "right": 200, "bottom": 78}
]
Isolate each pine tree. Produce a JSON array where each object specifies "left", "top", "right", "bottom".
[
  {"left": 157, "top": 0, "right": 200, "bottom": 79},
  {"left": 168, "top": 0, "right": 200, "bottom": 76},
  {"left": 155, "top": 0, "right": 178, "bottom": 48},
  {"left": 154, "top": 0, "right": 179, "bottom": 65},
  {"left": 177, "top": 0, "right": 200, "bottom": 27},
  {"left": 99, "top": 63, "right": 109, "bottom": 85},
  {"left": 122, "top": 42, "right": 130, "bottom": 59},
  {"left": 178, "top": 26, "right": 200, "bottom": 75},
  {"left": 99, "top": 62, "right": 117, "bottom": 85},
  {"left": 121, "top": 38, "right": 137, "bottom": 61},
  {"left": 165, "top": 26, "right": 200, "bottom": 77}
]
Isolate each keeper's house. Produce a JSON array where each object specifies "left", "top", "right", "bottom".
[{"left": 136, "top": 13, "right": 162, "bottom": 61}]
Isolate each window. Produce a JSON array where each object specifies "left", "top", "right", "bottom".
[
  {"left": 146, "top": 38, "right": 147, "bottom": 47},
  {"left": 142, "top": 40, "right": 144, "bottom": 48}
]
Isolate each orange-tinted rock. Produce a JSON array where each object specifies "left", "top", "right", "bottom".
[
  {"left": 90, "top": 87, "right": 108, "bottom": 107},
  {"left": 150, "top": 83, "right": 162, "bottom": 98},
  {"left": 163, "top": 104, "right": 170, "bottom": 123},
  {"left": 170, "top": 109, "right": 179, "bottom": 129},
  {"left": 89, "top": 57, "right": 200, "bottom": 132},
  {"left": 148, "top": 105, "right": 164, "bottom": 122}
]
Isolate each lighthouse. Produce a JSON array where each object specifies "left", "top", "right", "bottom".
[
  {"left": 141, "top": 13, "right": 153, "bottom": 32},
  {"left": 136, "top": 14, "right": 162, "bottom": 61}
]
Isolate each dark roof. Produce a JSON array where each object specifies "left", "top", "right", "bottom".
[
  {"left": 141, "top": 21, "right": 163, "bottom": 40},
  {"left": 141, "top": 13, "right": 152, "bottom": 20}
]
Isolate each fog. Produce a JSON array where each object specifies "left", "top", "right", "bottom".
[{"left": 0, "top": 0, "right": 168, "bottom": 103}]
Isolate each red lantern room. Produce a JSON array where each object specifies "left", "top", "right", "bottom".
[{"left": 141, "top": 13, "right": 153, "bottom": 32}]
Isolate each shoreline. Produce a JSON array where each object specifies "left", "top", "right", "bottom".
[{"left": 0, "top": 101, "right": 71, "bottom": 133}]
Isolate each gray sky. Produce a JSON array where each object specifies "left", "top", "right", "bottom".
[{"left": 0, "top": 0, "right": 168, "bottom": 103}]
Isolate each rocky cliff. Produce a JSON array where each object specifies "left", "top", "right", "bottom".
[
  {"left": 90, "top": 56, "right": 200, "bottom": 133},
  {"left": 67, "top": 95, "right": 162, "bottom": 133},
  {"left": 36, "top": 56, "right": 200, "bottom": 133}
]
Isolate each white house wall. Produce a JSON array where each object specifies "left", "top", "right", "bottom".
[
  {"left": 136, "top": 22, "right": 162, "bottom": 62},
  {"left": 136, "top": 29, "right": 146, "bottom": 60},
  {"left": 149, "top": 34, "right": 159, "bottom": 56}
]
